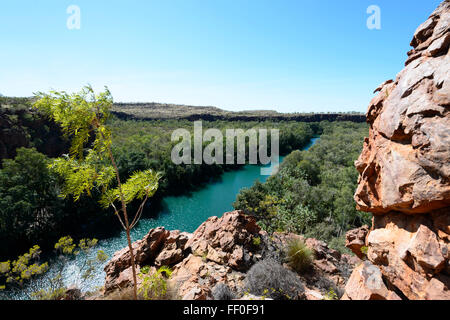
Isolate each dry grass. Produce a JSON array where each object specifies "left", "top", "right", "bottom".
[{"left": 285, "top": 238, "right": 314, "bottom": 274}]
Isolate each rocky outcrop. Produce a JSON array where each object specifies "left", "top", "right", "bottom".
[
  {"left": 345, "top": 1, "right": 450, "bottom": 300},
  {"left": 103, "top": 210, "right": 357, "bottom": 300},
  {"left": 112, "top": 102, "right": 366, "bottom": 122},
  {"left": 345, "top": 225, "right": 369, "bottom": 259},
  {"left": 342, "top": 261, "right": 401, "bottom": 300},
  {"left": 103, "top": 227, "right": 190, "bottom": 293},
  {"left": 354, "top": 1, "right": 450, "bottom": 214},
  {"left": 103, "top": 210, "right": 262, "bottom": 297},
  {"left": 169, "top": 211, "right": 262, "bottom": 300},
  {"left": 185, "top": 211, "right": 261, "bottom": 271}
]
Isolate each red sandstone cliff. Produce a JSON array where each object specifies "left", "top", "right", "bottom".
[{"left": 344, "top": 0, "right": 450, "bottom": 300}]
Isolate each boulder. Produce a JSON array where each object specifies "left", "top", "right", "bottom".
[
  {"left": 61, "top": 285, "right": 83, "bottom": 300},
  {"left": 306, "top": 238, "right": 341, "bottom": 261},
  {"left": 103, "top": 227, "right": 189, "bottom": 293},
  {"left": 345, "top": 225, "right": 369, "bottom": 259},
  {"left": 362, "top": 212, "right": 450, "bottom": 300},
  {"left": 154, "top": 231, "right": 191, "bottom": 267},
  {"left": 185, "top": 210, "right": 261, "bottom": 271},
  {"left": 343, "top": 261, "right": 401, "bottom": 300},
  {"left": 103, "top": 210, "right": 259, "bottom": 298}
]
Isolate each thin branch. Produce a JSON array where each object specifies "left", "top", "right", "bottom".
[
  {"left": 111, "top": 202, "right": 126, "bottom": 230},
  {"left": 130, "top": 192, "right": 149, "bottom": 229}
]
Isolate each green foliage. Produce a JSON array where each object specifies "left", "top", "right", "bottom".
[
  {"left": 50, "top": 152, "right": 116, "bottom": 201},
  {"left": 33, "top": 86, "right": 161, "bottom": 214},
  {"left": 100, "top": 169, "right": 161, "bottom": 208},
  {"left": 252, "top": 237, "right": 261, "bottom": 247},
  {"left": 285, "top": 239, "right": 314, "bottom": 273},
  {"left": 54, "top": 236, "right": 77, "bottom": 255},
  {"left": 234, "top": 121, "right": 371, "bottom": 250},
  {"left": 0, "top": 148, "right": 66, "bottom": 256},
  {"left": 0, "top": 245, "right": 48, "bottom": 289},
  {"left": 138, "top": 266, "right": 173, "bottom": 300},
  {"left": 323, "top": 288, "right": 338, "bottom": 300},
  {"left": 110, "top": 118, "right": 314, "bottom": 196},
  {"left": 360, "top": 246, "right": 368, "bottom": 257},
  {"left": 33, "top": 86, "right": 113, "bottom": 160},
  {"left": 32, "top": 87, "right": 161, "bottom": 303}
]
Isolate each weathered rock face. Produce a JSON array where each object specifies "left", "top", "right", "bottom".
[
  {"left": 345, "top": 225, "right": 369, "bottom": 259},
  {"left": 354, "top": 1, "right": 450, "bottom": 214},
  {"left": 103, "top": 211, "right": 357, "bottom": 300},
  {"left": 185, "top": 210, "right": 261, "bottom": 271},
  {"left": 170, "top": 210, "right": 262, "bottom": 300},
  {"left": 103, "top": 210, "right": 262, "bottom": 297},
  {"left": 346, "top": 1, "right": 450, "bottom": 300},
  {"left": 103, "top": 227, "right": 190, "bottom": 293},
  {"left": 342, "top": 261, "right": 401, "bottom": 300}
]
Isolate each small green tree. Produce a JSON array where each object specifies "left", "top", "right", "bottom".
[{"left": 33, "top": 85, "right": 161, "bottom": 299}]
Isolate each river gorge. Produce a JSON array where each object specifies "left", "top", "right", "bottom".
[{"left": 7, "top": 138, "right": 319, "bottom": 299}]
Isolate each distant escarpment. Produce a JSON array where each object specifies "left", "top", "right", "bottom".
[
  {"left": 344, "top": 1, "right": 450, "bottom": 300},
  {"left": 101, "top": 211, "right": 358, "bottom": 300},
  {"left": 112, "top": 102, "right": 365, "bottom": 123}
]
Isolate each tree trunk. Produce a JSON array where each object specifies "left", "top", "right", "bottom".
[
  {"left": 107, "top": 145, "right": 138, "bottom": 300},
  {"left": 125, "top": 225, "right": 138, "bottom": 300}
]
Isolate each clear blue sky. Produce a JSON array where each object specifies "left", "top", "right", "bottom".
[{"left": 0, "top": 0, "right": 442, "bottom": 112}]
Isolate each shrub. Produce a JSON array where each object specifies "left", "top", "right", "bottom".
[
  {"left": 252, "top": 236, "right": 261, "bottom": 247},
  {"left": 323, "top": 288, "right": 338, "bottom": 300},
  {"left": 244, "top": 259, "right": 305, "bottom": 300},
  {"left": 360, "top": 246, "right": 368, "bottom": 257},
  {"left": 138, "top": 266, "right": 174, "bottom": 300},
  {"left": 285, "top": 238, "right": 314, "bottom": 273},
  {"left": 314, "top": 277, "right": 344, "bottom": 299},
  {"left": 212, "top": 283, "right": 235, "bottom": 300}
]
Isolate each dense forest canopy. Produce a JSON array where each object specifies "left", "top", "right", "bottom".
[{"left": 233, "top": 121, "right": 371, "bottom": 252}]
